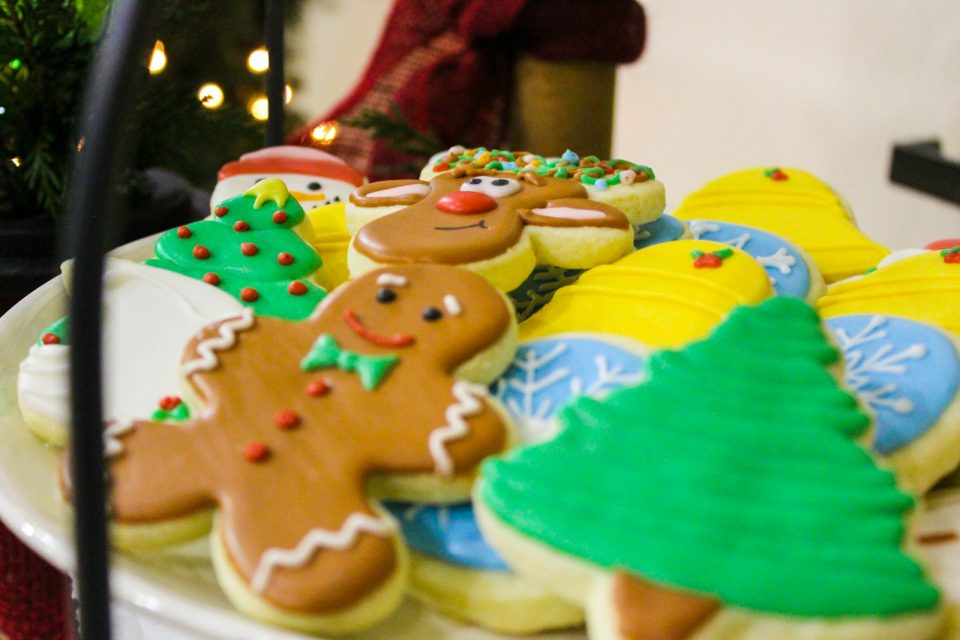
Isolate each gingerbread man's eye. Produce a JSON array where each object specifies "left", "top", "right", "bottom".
[
  {"left": 461, "top": 176, "right": 521, "bottom": 198},
  {"left": 422, "top": 306, "right": 442, "bottom": 321},
  {"left": 376, "top": 288, "right": 397, "bottom": 303},
  {"left": 308, "top": 181, "right": 322, "bottom": 191}
]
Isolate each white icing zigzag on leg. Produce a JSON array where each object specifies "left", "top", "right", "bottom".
[
  {"left": 429, "top": 381, "right": 489, "bottom": 477},
  {"left": 250, "top": 513, "right": 395, "bottom": 593},
  {"left": 181, "top": 308, "right": 256, "bottom": 377}
]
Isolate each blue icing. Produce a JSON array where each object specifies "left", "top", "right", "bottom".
[
  {"left": 633, "top": 214, "right": 685, "bottom": 249},
  {"left": 388, "top": 337, "right": 646, "bottom": 571},
  {"left": 509, "top": 265, "right": 584, "bottom": 322},
  {"left": 826, "top": 314, "right": 960, "bottom": 454},
  {"left": 688, "top": 219, "right": 811, "bottom": 298}
]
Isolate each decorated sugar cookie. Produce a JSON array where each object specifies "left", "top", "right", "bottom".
[
  {"left": 87, "top": 264, "right": 517, "bottom": 634},
  {"left": 674, "top": 167, "right": 890, "bottom": 282},
  {"left": 385, "top": 335, "right": 647, "bottom": 633},
  {"left": 818, "top": 245, "right": 960, "bottom": 335},
  {"left": 421, "top": 147, "right": 666, "bottom": 226},
  {"left": 826, "top": 314, "right": 960, "bottom": 493},
  {"left": 18, "top": 259, "right": 242, "bottom": 446},
  {"left": 519, "top": 240, "right": 773, "bottom": 348},
  {"left": 687, "top": 219, "right": 825, "bottom": 301},
  {"left": 478, "top": 298, "right": 944, "bottom": 640},
  {"left": 147, "top": 179, "right": 327, "bottom": 320},
  {"left": 347, "top": 167, "right": 637, "bottom": 292}
]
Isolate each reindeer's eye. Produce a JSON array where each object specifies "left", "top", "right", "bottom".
[
  {"left": 422, "top": 306, "right": 442, "bottom": 321},
  {"left": 461, "top": 176, "right": 521, "bottom": 199},
  {"left": 376, "top": 288, "right": 397, "bottom": 303}
]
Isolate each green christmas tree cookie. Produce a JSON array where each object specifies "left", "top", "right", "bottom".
[
  {"left": 477, "top": 297, "right": 942, "bottom": 640},
  {"left": 146, "top": 178, "right": 326, "bottom": 320}
]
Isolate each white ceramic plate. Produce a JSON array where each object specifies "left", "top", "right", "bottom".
[{"left": 0, "top": 237, "right": 586, "bottom": 640}]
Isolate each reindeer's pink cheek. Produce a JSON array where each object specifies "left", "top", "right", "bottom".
[{"left": 436, "top": 191, "right": 498, "bottom": 215}]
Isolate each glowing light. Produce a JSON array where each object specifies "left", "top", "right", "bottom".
[
  {"left": 285, "top": 85, "right": 293, "bottom": 104},
  {"left": 310, "top": 121, "right": 339, "bottom": 146},
  {"left": 8, "top": 59, "right": 21, "bottom": 70},
  {"left": 148, "top": 40, "right": 167, "bottom": 74},
  {"left": 249, "top": 97, "right": 269, "bottom": 121},
  {"left": 247, "top": 47, "right": 269, "bottom": 74},
  {"left": 11, "top": 157, "right": 21, "bottom": 167},
  {"left": 0, "top": 106, "right": 5, "bottom": 115},
  {"left": 77, "top": 137, "right": 85, "bottom": 151},
  {"left": 198, "top": 83, "right": 224, "bottom": 110}
]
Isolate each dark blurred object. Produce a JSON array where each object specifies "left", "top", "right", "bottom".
[
  {"left": 890, "top": 140, "right": 960, "bottom": 207},
  {"left": 290, "top": 0, "right": 646, "bottom": 180}
]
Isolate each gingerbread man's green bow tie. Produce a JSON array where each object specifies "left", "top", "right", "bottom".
[{"left": 301, "top": 333, "right": 400, "bottom": 390}]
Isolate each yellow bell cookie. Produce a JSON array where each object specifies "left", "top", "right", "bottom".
[
  {"left": 307, "top": 202, "right": 351, "bottom": 290},
  {"left": 674, "top": 167, "right": 889, "bottom": 283},
  {"left": 818, "top": 247, "right": 960, "bottom": 335},
  {"left": 519, "top": 240, "right": 773, "bottom": 348}
]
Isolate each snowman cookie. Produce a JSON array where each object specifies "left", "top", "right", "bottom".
[{"left": 86, "top": 264, "right": 518, "bottom": 634}]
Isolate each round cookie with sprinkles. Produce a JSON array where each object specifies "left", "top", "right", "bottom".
[
  {"left": 478, "top": 298, "right": 944, "bottom": 640},
  {"left": 818, "top": 244, "right": 960, "bottom": 336},
  {"left": 146, "top": 179, "right": 327, "bottom": 320},
  {"left": 826, "top": 314, "right": 960, "bottom": 493},
  {"left": 519, "top": 240, "right": 773, "bottom": 348},
  {"left": 687, "top": 219, "right": 825, "bottom": 302},
  {"left": 80, "top": 264, "right": 518, "bottom": 634},
  {"left": 385, "top": 334, "right": 647, "bottom": 633},
  {"left": 421, "top": 146, "right": 666, "bottom": 227}
]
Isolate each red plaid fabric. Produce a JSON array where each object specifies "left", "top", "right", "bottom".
[
  {"left": 290, "top": 0, "right": 646, "bottom": 180},
  {"left": 0, "top": 521, "right": 69, "bottom": 640}
]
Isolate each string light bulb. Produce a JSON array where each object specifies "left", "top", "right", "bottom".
[
  {"left": 11, "top": 157, "right": 21, "bottom": 167},
  {"left": 148, "top": 40, "right": 167, "bottom": 74},
  {"left": 198, "top": 83, "right": 224, "bottom": 110},
  {"left": 310, "top": 121, "right": 339, "bottom": 145},
  {"left": 285, "top": 85, "right": 293, "bottom": 104},
  {"left": 247, "top": 47, "right": 269, "bottom": 74},
  {"left": 249, "top": 97, "right": 269, "bottom": 121}
]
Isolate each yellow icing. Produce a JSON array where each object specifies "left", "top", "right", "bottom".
[
  {"left": 307, "top": 202, "right": 351, "bottom": 290},
  {"left": 244, "top": 177, "right": 291, "bottom": 209},
  {"left": 519, "top": 240, "right": 773, "bottom": 348},
  {"left": 818, "top": 250, "right": 960, "bottom": 335},
  {"left": 674, "top": 167, "right": 889, "bottom": 283}
]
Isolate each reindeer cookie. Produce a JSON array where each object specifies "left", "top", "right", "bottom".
[
  {"left": 89, "top": 264, "right": 517, "bottom": 634},
  {"left": 346, "top": 167, "right": 637, "bottom": 292}
]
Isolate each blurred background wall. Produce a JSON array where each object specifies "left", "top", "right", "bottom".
[{"left": 290, "top": 0, "right": 960, "bottom": 249}]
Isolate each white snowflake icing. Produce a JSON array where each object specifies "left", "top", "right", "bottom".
[
  {"left": 689, "top": 219, "right": 796, "bottom": 274},
  {"left": 493, "top": 342, "right": 642, "bottom": 442},
  {"left": 833, "top": 315, "right": 927, "bottom": 415}
]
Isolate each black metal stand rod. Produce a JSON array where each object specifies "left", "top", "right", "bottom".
[
  {"left": 64, "top": 1, "right": 156, "bottom": 638},
  {"left": 265, "top": 0, "right": 285, "bottom": 146}
]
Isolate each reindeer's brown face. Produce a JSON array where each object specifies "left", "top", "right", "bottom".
[{"left": 350, "top": 171, "right": 629, "bottom": 265}]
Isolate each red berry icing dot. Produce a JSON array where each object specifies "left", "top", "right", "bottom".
[
  {"left": 177, "top": 226, "right": 192, "bottom": 239},
  {"left": 288, "top": 281, "right": 308, "bottom": 296},
  {"left": 694, "top": 254, "right": 723, "bottom": 269},
  {"left": 202, "top": 272, "right": 221, "bottom": 286},
  {"left": 233, "top": 220, "right": 250, "bottom": 232},
  {"left": 158, "top": 396, "right": 182, "bottom": 411},
  {"left": 925, "top": 239, "right": 960, "bottom": 251},
  {"left": 41, "top": 333, "right": 61, "bottom": 345},
  {"left": 433, "top": 162, "right": 450, "bottom": 172},
  {"left": 272, "top": 211, "right": 288, "bottom": 224},
  {"left": 277, "top": 252, "right": 294, "bottom": 266},
  {"left": 241, "top": 242, "right": 259, "bottom": 256},
  {"left": 275, "top": 409, "right": 300, "bottom": 430},
  {"left": 193, "top": 245, "right": 211, "bottom": 260},
  {"left": 243, "top": 441, "right": 270, "bottom": 462},
  {"left": 306, "top": 379, "right": 331, "bottom": 397},
  {"left": 946, "top": 251, "right": 960, "bottom": 265},
  {"left": 241, "top": 287, "right": 259, "bottom": 302},
  {"left": 214, "top": 206, "right": 229, "bottom": 217}
]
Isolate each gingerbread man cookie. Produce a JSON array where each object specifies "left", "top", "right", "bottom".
[
  {"left": 346, "top": 167, "right": 636, "bottom": 291},
  {"left": 90, "top": 264, "right": 517, "bottom": 634}
]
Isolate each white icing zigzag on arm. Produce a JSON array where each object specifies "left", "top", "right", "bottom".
[
  {"left": 181, "top": 308, "right": 256, "bottom": 377},
  {"left": 834, "top": 315, "right": 927, "bottom": 414},
  {"left": 251, "top": 513, "right": 395, "bottom": 593},
  {"left": 103, "top": 419, "right": 135, "bottom": 458},
  {"left": 429, "top": 381, "right": 489, "bottom": 477}
]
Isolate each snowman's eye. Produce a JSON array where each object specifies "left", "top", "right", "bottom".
[
  {"left": 461, "top": 176, "right": 521, "bottom": 198},
  {"left": 308, "top": 181, "right": 322, "bottom": 191},
  {"left": 254, "top": 177, "right": 265, "bottom": 184}
]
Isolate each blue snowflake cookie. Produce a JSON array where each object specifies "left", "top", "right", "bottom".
[
  {"left": 826, "top": 314, "right": 960, "bottom": 454},
  {"left": 633, "top": 214, "right": 686, "bottom": 250},
  {"left": 386, "top": 336, "right": 647, "bottom": 571},
  {"left": 687, "top": 219, "right": 811, "bottom": 298}
]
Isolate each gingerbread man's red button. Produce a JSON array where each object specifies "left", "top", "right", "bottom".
[{"left": 436, "top": 191, "right": 497, "bottom": 215}]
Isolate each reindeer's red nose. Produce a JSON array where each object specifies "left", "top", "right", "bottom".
[{"left": 436, "top": 191, "right": 497, "bottom": 215}]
